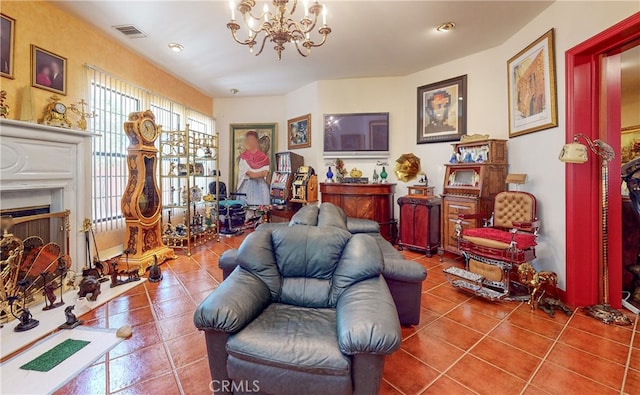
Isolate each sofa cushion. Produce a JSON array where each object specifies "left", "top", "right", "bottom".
[
  {"left": 317, "top": 202, "right": 348, "bottom": 230},
  {"left": 289, "top": 205, "right": 319, "bottom": 226},
  {"left": 346, "top": 217, "right": 380, "bottom": 234},
  {"left": 226, "top": 303, "right": 351, "bottom": 376}
]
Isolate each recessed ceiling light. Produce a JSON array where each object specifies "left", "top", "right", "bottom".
[
  {"left": 230, "top": 88, "right": 239, "bottom": 95},
  {"left": 168, "top": 43, "right": 184, "bottom": 52},
  {"left": 436, "top": 22, "right": 456, "bottom": 33}
]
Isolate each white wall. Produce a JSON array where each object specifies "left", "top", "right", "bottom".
[{"left": 214, "top": 1, "right": 640, "bottom": 289}]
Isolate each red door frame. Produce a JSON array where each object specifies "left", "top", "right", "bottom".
[{"left": 565, "top": 12, "right": 640, "bottom": 308}]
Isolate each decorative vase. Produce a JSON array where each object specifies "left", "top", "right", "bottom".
[
  {"left": 372, "top": 169, "right": 379, "bottom": 183},
  {"left": 326, "top": 166, "right": 334, "bottom": 182},
  {"left": 380, "top": 167, "right": 388, "bottom": 183}
]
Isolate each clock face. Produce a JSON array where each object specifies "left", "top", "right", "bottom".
[
  {"left": 141, "top": 119, "right": 157, "bottom": 142},
  {"left": 54, "top": 102, "right": 66, "bottom": 114}
]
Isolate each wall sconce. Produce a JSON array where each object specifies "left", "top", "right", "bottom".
[{"left": 559, "top": 133, "right": 631, "bottom": 325}]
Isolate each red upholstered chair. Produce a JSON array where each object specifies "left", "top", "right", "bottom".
[{"left": 444, "top": 191, "right": 539, "bottom": 301}]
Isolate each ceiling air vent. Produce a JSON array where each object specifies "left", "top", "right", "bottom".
[{"left": 112, "top": 25, "right": 147, "bottom": 39}]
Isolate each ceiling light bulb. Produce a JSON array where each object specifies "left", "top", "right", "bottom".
[
  {"left": 168, "top": 43, "right": 184, "bottom": 52},
  {"left": 230, "top": 88, "right": 239, "bottom": 95},
  {"left": 436, "top": 22, "right": 456, "bottom": 32}
]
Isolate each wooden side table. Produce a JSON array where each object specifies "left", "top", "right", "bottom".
[{"left": 397, "top": 196, "right": 441, "bottom": 257}]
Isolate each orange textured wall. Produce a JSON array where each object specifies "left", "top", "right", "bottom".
[{"left": 0, "top": 0, "right": 213, "bottom": 118}]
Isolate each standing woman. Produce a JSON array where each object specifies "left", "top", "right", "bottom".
[{"left": 236, "top": 131, "right": 270, "bottom": 205}]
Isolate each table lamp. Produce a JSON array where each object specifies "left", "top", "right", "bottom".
[{"left": 559, "top": 133, "right": 631, "bottom": 325}]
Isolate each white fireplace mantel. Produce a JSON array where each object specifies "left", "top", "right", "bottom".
[{"left": 0, "top": 119, "right": 100, "bottom": 271}]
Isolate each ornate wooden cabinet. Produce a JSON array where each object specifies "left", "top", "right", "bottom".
[
  {"left": 398, "top": 195, "right": 441, "bottom": 256},
  {"left": 440, "top": 138, "right": 508, "bottom": 256},
  {"left": 320, "top": 183, "right": 396, "bottom": 242}
]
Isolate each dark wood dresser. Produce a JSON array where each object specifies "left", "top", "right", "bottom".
[
  {"left": 320, "top": 183, "right": 397, "bottom": 242},
  {"left": 397, "top": 196, "right": 441, "bottom": 256}
]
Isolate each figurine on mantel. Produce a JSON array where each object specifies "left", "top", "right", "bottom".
[
  {"left": 59, "top": 305, "right": 82, "bottom": 329},
  {"left": 372, "top": 169, "right": 379, "bottom": 183}
]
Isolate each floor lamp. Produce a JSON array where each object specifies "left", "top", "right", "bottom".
[{"left": 559, "top": 133, "right": 632, "bottom": 325}]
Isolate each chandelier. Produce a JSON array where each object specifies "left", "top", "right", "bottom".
[{"left": 227, "top": 0, "right": 331, "bottom": 60}]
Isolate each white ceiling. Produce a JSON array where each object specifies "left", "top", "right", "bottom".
[{"left": 54, "top": 0, "right": 554, "bottom": 98}]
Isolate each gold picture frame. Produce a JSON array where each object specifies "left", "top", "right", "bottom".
[
  {"left": 507, "top": 29, "right": 557, "bottom": 138},
  {"left": 287, "top": 113, "right": 311, "bottom": 149},
  {"left": 229, "top": 123, "right": 277, "bottom": 194},
  {"left": 31, "top": 45, "right": 67, "bottom": 95},
  {"left": 1, "top": 13, "right": 16, "bottom": 79}
]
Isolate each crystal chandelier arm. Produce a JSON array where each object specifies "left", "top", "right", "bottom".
[{"left": 303, "top": 26, "right": 331, "bottom": 48}]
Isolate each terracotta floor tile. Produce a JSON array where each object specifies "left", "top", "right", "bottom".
[
  {"left": 427, "top": 317, "right": 484, "bottom": 351},
  {"left": 147, "top": 283, "right": 188, "bottom": 303},
  {"left": 531, "top": 362, "right": 618, "bottom": 394},
  {"left": 470, "top": 336, "right": 541, "bottom": 381},
  {"left": 53, "top": 362, "right": 106, "bottom": 395},
  {"left": 119, "top": 283, "right": 147, "bottom": 296},
  {"left": 111, "top": 372, "right": 181, "bottom": 395},
  {"left": 546, "top": 342, "right": 624, "bottom": 390},
  {"left": 425, "top": 269, "right": 449, "bottom": 285},
  {"left": 422, "top": 279, "right": 442, "bottom": 292},
  {"left": 79, "top": 303, "right": 108, "bottom": 321},
  {"left": 82, "top": 316, "right": 108, "bottom": 329},
  {"left": 489, "top": 322, "right": 554, "bottom": 358},
  {"left": 107, "top": 293, "right": 150, "bottom": 316},
  {"left": 157, "top": 312, "right": 200, "bottom": 341},
  {"left": 514, "top": 301, "right": 574, "bottom": 325},
  {"left": 505, "top": 308, "right": 564, "bottom": 339},
  {"left": 175, "top": 269, "right": 212, "bottom": 284},
  {"left": 108, "top": 305, "right": 156, "bottom": 328},
  {"left": 422, "top": 375, "right": 476, "bottom": 395},
  {"left": 445, "top": 304, "right": 501, "bottom": 333},
  {"left": 108, "top": 321, "right": 162, "bottom": 359},
  {"left": 109, "top": 343, "right": 173, "bottom": 392},
  {"left": 446, "top": 354, "right": 526, "bottom": 395},
  {"left": 401, "top": 328, "right": 464, "bottom": 372},
  {"left": 176, "top": 357, "right": 215, "bottom": 395},
  {"left": 182, "top": 277, "right": 218, "bottom": 295},
  {"left": 422, "top": 293, "right": 460, "bottom": 315},
  {"left": 558, "top": 327, "right": 630, "bottom": 365},
  {"left": 629, "top": 348, "right": 640, "bottom": 371},
  {"left": 153, "top": 295, "right": 197, "bottom": 320},
  {"left": 383, "top": 349, "right": 440, "bottom": 394},
  {"left": 380, "top": 379, "right": 403, "bottom": 395},
  {"left": 633, "top": 331, "right": 640, "bottom": 349},
  {"left": 191, "top": 289, "right": 216, "bottom": 305},
  {"left": 567, "top": 313, "right": 633, "bottom": 345},
  {"left": 625, "top": 368, "right": 640, "bottom": 394},
  {"left": 205, "top": 266, "right": 225, "bottom": 283},
  {"left": 165, "top": 330, "right": 208, "bottom": 368},
  {"left": 466, "top": 297, "right": 519, "bottom": 320},
  {"left": 521, "top": 384, "right": 552, "bottom": 395},
  {"left": 169, "top": 260, "right": 202, "bottom": 274},
  {"left": 428, "top": 283, "right": 471, "bottom": 304}
]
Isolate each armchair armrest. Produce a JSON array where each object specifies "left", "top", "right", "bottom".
[
  {"left": 512, "top": 219, "right": 540, "bottom": 230},
  {"left": 346, "top": 218, "right": 380, "bottom": 234},
  {"left": 218, "top": 248, "right": 238, "bottom": 270},
  {"left": 193, "top": 268, "right": 271, "bottom": 333},
  {"left": 382, "top": 258, "right": 427, "bottom": 283},
  {"left": 336, "top": 275, "right": 401, "bottom": 355}
]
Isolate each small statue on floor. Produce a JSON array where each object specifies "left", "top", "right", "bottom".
[
  {"left": 148, "top": 255, "right": 162, "bottom": 283},
  {"left": 517, "top": 263, "right": 572, "bottom": 318},
  {"left": 538, "top": 296, "right": 573, "bottom": 318},
  {"left": 78, "top": 276, "right": 101, "bottom": 301},
  {"left": 59, "top": 305, "right": 83, "bottom": 329}
]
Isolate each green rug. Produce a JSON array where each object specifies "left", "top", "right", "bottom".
[{"left": 19, "top": 339, "right": 91, "bottom": 372}]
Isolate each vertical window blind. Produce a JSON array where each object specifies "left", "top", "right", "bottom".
[{"left": 85, "top": 64, "right": 214, "bottom": 232}]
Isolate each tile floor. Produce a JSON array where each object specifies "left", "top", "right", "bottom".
[{"left": 49, "top": 233, "right": 640, "bottom": 395}]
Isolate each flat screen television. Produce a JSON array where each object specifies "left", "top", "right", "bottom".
[{"left": 323, "top": 112, "right": 389, "bottom": 158}]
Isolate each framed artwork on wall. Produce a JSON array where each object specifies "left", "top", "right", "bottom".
[
  {"left": 417, "top": 75, "right": 467, "bottom": 144},
  {"left": 1, "top": 13, "right": 16, "bottom": 79},
  {"left": 287, "top": 113, "right": 311, "bottom": 149},
  {"left": 31, "top": 45, "right": 67, "bottom": 95},
  {"left": 230, "top": 123, "right": 277, "bottom": 206},
  {"left": 507, "top": 28, "right": 557, "bottom": 138},
  {"left": 621, "top": 125, "right": 640, "bottom": 166}
]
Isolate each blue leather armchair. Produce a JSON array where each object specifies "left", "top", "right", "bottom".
[{"left": 194, "top": 225, "right": 401, "bottom": 395}]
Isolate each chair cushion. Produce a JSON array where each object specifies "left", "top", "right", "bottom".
[
  {"left": 493, "top": 191, "right": 536, "bottom": 229},
  {"left": 463, "top": 227, "right": 537, "bottom": 249},
  {"left": 226, "top": 303, "right": 351, "bottom": 376},
  {"left": 317, "top": 202, "right": 348, "bottom": 230}
]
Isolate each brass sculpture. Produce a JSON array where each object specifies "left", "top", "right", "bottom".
[
  {"left": 394, "top": 153, "right": 423, "bottom": 183},
  {"left": 517, "top": 263, "right": 572, "bottom": 318}
]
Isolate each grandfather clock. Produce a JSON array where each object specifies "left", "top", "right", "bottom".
[{"left": 121, "top": 110, "right": 175, "bottom": 274}]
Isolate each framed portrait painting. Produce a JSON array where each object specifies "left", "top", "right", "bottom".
[
  {"left": 230, "top": 123, "right": 277, "bottom": 206},
  {"left": 417, "top": 75, "right": 467, "bottom": 144},
  {"left": 31, "top": 45, "right": 67, "bottom": 95},
  {"left": 287, "top": 114, "right": 311, "bottom": 149},
  {"left": 507, "top": 29, "right": 557, "bottom": 138},
  {"left": 1, "top": 13, "right": 15, "bottom": 79}
]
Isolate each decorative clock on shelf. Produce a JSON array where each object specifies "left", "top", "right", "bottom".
[
  {"left": 42, "top": 95, "right": 72, "bottom": 128},
  {"left": 121, "top": 110, "right": 175, "bottom": 274}
]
